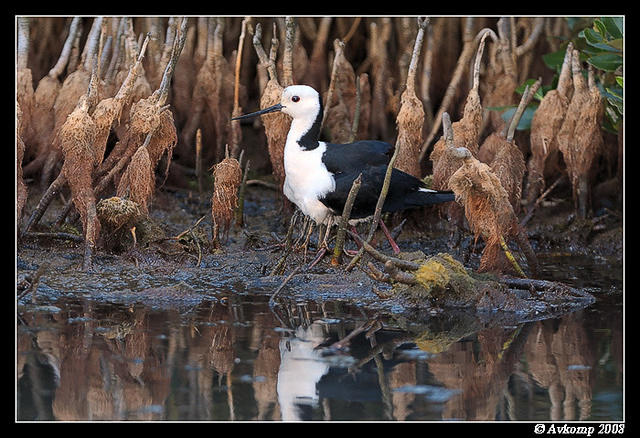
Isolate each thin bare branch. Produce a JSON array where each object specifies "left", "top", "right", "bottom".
[
  {"left": 515, "top": 17, "right": 545, "bottom": 57},
  {"left": 346, "top": 144, "right": 400, "bottom": 271},
  {"left": 155, "top": 17, "right": 188, "bottom": 106},
  {"left": 405, "top": 17, "right": 429, "bottom": 94},
  {"left": 506, "top": 79, "right": 540, "bottom": 142},
  {"left": 331, "top": 173, "right": 362, "bottom": 265},
  {"left": 81, "top": 17, "right": 104, "bottom": 71},
  {"left": 282, "top": 16, "right": 295, "bottom": 86},
  {"left": 49, "top": 17, "right": 82, "bottom": 79},
  {"left": 252, "top": 22, "right": 278, "bottom": 81},
  {"left": 556, "top": 42, "right": 574, "bottom": 97}
]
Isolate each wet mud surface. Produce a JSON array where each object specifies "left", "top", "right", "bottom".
[{"left": 18, "top": 183, "right": 620, "bottom": 319}]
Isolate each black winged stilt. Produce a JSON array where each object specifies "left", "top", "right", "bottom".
[{"left": 232, "top": 84, "right": 455, "bottom": 258}]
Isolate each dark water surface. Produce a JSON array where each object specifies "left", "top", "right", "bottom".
[{"left": 16, "top": 253, "right": 623, "bottom": 422}]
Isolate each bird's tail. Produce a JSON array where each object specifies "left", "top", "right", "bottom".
[{"left": 406, "top": 188, "right": 456, "bottom": 206}]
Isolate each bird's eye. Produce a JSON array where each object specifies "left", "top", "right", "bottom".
[{"left": 291, "top": 95, "right": 300, "bottom": 103}]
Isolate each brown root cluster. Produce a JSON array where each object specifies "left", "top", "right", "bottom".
[
  {"left": 19, "top": 17, "right": 187, "bottom": 270},
  {"left": 525, "top": 43, "right": 573, "bottom": 205},
  {"left": 448, "top": 149, "right": 537, "bottom": 276},
  {"left": 557, "top": 51, "right": 605, "bottom": 219},
  {"left": 211, "top": 155, "right": 243, "bottom": 246},
  {"left": 429, "top": 31, "right": 489, "bottom": 227},
  {"left": 478, "top": 80, "right": 541, "bottom": 213},
  {"left": 394, "top": 18, "right": 428, "bottom": 178},
  {"left": 58, "top": 94, "right": 100, "bottom": 269},
  {"left": 116, "top": 146, "right": 154, "bottom": 215},
  {"left": 324, "top": 39, "right": 358, "bottom": 144},
  {"left": 96, "top": 196, "right": 144, "bottom": 251},
  {"left": 16, "top": 16, "right": 620, "bottom": 274},
  {"left": 251, "top": 22, "right": 290, "bottom": 192},
  {"left": 17, "top": 104, "right": 28, "bottom": 220}
]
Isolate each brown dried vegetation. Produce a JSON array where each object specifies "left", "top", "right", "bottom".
[
  {"left": 394, "top": 18, "right": 428, "bottom": 178},
  {"left": 211, "top": 154, "right": 243, "bottom": 246},
  {"left": 251, "top": 22, "right": 290, "bottom": 191},
  {"left": 557, "top": 52, "right": 605, "bottom": 218},
  {"left": 17, "top": 103, "right": 28, "bottom": 222},
  {"left": 58, "top": 92, "right": 100, "bottom": 270},
  {"left": 430, "top": 30, "right": 490, "bottom": 185},
  {"left": 479, "top": 80, "right": 540, "bottom": 213},
  {"left": 525, "top": 43, "right": 573, "bottom": 205},
  {"left": 324, "top": 39, "right": 358, "bottom": 144},
  {"left": 17, "top": 17, "right": 620, "bottom": 277},
  {"left": 448, "top": 145, "right": 537, "bottom": 276}
]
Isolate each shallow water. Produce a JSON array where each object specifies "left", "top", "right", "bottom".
[{"left": 16, "top": 251, "right": 622, "bottom": 422}]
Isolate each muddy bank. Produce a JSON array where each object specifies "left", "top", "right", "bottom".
[{"left": 17, "top": 180, "right": 619, "bottom": 326}]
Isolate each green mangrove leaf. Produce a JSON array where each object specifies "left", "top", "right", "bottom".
[
  {"left": 587, "top": 53, "right": 623, "bottom": 71},
  {"left": 601, "top": 16, "right": 623, "bottom": 39}
]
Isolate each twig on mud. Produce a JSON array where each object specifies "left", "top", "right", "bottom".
[
  {"left": 347, "top": 230, "right": 420, "bottom": 271},
  {"left": 190, "top": 228, "right": 202, "bottom": 266},
  {"left": 363, "top": 262, "right": 391, "bottom": 283},
  {"left": 383, "top": 260, "right": 419, "bottom": 284},
  {"left": 174, "top": 215, "right": 207, "bottom": 241},
  {"left": 331, "top": 173, "right": 362, "bottom": 266},
  {"left": 346, "top": 144, "right": 400, "bottom": 271},
  {"left": 520, "top": 175, "right": 565, "bottom": 227},
  {"left": 269, "top": 210, "right": 300, "bottom": 276},
  {"left": 195, "top": 129, "right": 203, "bottom": 195},
  {"left": 269, "top": 265, "right": 302, "bottom": 307}
]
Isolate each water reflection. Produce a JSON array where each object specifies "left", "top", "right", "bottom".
[
  {"left": 16, "top": 294, "right": 622, "bottom": 421},
  {"left": 278, "top": 323, "right": 330, "bottom": 420}
]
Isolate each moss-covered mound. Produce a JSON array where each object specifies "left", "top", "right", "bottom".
[{"left": 387, "top": 252, "right": 594, "bottom": 315}]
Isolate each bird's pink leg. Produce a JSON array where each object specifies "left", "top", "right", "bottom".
[{"left": 378, "top": 220, "right": 401, "bottom": 255}]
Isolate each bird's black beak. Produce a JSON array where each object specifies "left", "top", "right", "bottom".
[{"left": 231, "top": 103, "right": 284, "bottom": 121}]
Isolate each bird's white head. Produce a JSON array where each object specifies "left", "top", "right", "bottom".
[
  {"left": 230, "top": 84, "right": 322, "bottom": 123},
  {"left": 279, "top": 85, "right": 321, "bottom": 120}
]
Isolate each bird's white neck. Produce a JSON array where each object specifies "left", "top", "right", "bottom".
[
  {"left": 284, "top": 102, "right": 323, "bottom": 152},
  {"left": 281, "top": 105, "right": 334, "bottom": 225}
]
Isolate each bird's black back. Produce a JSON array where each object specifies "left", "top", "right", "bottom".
[
  {"left": 321, "top": 140, "right": 393, "bottom": 175},
  {"left": 320, "top": 166, "right": 455, "bottom": 219}
]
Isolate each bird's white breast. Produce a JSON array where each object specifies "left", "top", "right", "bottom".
[{"left": 283, "top": 139, "right": 335, "bottom": 224}]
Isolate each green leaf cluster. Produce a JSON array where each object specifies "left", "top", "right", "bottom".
[{"left": 528, "top": 17, "right": 623, "bottom": 133}]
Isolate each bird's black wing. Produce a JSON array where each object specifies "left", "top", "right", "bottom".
[
  {"left": 321, "top": 166, "right": 454, "bottom": 219},
  {"left": 321, "top": 140, "right": 393, "bottom": 175}
]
